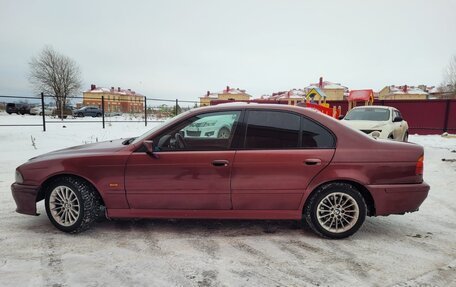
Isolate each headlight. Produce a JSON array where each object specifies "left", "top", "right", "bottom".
[{"left": 15, "top": 170, "right": 24, "bottom": 184}]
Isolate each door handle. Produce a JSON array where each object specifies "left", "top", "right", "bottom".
[
  {"left": 212, "top": 160, "right": 229, "bottom": 167},
  {"left": 304, "top": 159, "right": 321, "bottom": 166}
]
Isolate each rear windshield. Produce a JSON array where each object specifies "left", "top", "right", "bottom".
[{"left": 345, "top": 108, "right": 390, "bottom": 121}]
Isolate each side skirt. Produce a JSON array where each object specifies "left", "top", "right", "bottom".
[{"left": 106, "top": 209, "right": 302, "bottom": 220}]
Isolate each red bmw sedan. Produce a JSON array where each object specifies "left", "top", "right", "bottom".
[{"left": 11, "top": 103, "right": 429, "bottom": 238}]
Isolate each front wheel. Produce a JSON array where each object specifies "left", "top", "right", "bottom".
[
  {"left": 304, "top": 183, "right": 367, "bottom": 239},
  {"left": 45, "top": 176, "right": 101, "bottom": 233},
  {"left": 403, "top": 131, "right": 409, "bottom": 142},
  {"left": 217, "top": 127, "right": 231, "bottom": 139}
]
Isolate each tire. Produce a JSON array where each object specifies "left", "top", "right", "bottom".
[
  {"left": 78, "top": 112, "right": 83, "bottom": 117},
  {"left": 403, "top": 131, "right": 409, "bottom": 142},
  {"left": 217, "top": 127, "right": 231, "bottom": 139},
  {"left": 96, "top": 113, "right": 101, "bottom": 117},
  {"left": 44, "top": 176, "right": 101, "bottom": 233},
  {"left": 304, "top": 182, "right": 367, "bottom": 239}
]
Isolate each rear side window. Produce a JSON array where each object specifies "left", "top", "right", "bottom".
[
  {"left": 301, "top": 117, "right": 335, "bottom": 148},
  {"left": 245, "top": 110, "right": 300, "bottom": 149}
]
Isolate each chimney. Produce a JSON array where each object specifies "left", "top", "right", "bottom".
[
  {"left": 319, "top": 77, "right": 323, "bottom": 88},
  {"left": 91, "top": 84, "right": 96, "bottom": 90},
  {"left": 403, "top": 85, "right": 408, "bottom": 93},
  {"left": 117, "top": 87, "right": 121, "bottom": 92},
  {"left": 206, "top": 91, "right": 210, "bottom": 97},
  {"left": 226, "top": 86, "right": 230, "bottom": 92}
]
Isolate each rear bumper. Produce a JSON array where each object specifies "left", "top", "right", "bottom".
[
  {"left": 367, "top": 182, "right": 430, "bottom": 216},
  {"left": 11, "top": 183, "right": 40, "bottom": 216}
]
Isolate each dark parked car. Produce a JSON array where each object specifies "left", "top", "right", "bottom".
[
  {"left": 6, "top": 103, "right": 31, "bottom": 115},
  {"left": 73, "top": 106, "right": 102, "bottom": 117},
  {"left": 11, "top": 103, "right": 429, "bottom": 238}
]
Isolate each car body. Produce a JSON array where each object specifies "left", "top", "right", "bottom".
[
  {"left": 340, "top": 106, "right": 409, "bottom": 141},
  {"left": 53, "top": 107, "right": 74, "bottom": 119},
  {"left": 73, "top": 106, "right": 102, "bottom": 117},
  {"left": 29, "top": 106, "right": 41, "bottom": 115},
  {"left": 11, "top": 103, "right": 429, "bottom": 238},
  {"left": 6, "top": 103, "right": 31, "bottom": 115},
  {"left": 30, "top": 106, "right": 55, "bottom": 116}
]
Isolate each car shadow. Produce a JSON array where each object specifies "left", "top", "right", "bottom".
[{"left": 94, "top": 217, "right": 308, "bottom": 237}]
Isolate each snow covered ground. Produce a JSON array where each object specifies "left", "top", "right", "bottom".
[{"left": 0, "top": 113, "right": 455, "bottom": 286}]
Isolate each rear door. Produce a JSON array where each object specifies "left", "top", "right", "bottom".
[{"left": 231, "top": 109, "right": 336, "bottom": 210}]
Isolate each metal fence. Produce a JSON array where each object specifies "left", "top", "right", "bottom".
[
  {"left": 0, "top": 93, "right": 199, "bottom": 131},
  {"left": 324, "top": 99, "right": 456, "bottom": 135},
  {"left": 2, "top": 94, "right": 455, "bottom": 135}
]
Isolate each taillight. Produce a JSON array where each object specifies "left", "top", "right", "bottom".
[{"left": 416, "top": 155, "right": 424, "bottom": 175}]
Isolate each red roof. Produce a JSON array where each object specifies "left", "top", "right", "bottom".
[{"left": 348, "top": 89, "right": 374, "bottom": 101}]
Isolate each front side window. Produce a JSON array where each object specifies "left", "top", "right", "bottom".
[
  {"left": 244, "top": 110, "right": 300, "bottom": 149},
  {"left": 154, "top": 111, "right": 241, "bottom": 151}
]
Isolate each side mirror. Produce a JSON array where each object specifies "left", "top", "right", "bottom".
[
  {"left": 393, "top": 116, "right": 403, "bottom": 122},
  {"left": 143, "top": 140, "right": 159, "bottom": 159},
  {"left": 338, "top": 115, "right": 345, "bottom": 120}
]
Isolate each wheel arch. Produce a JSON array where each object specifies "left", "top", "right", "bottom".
[
  {"left": 303, "top": 179, "right": 376, "bottom": 216},
  {"left": 37, "top": 173, "right": 106, "bottom": 206}
]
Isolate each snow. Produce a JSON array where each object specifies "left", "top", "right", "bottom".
[
  {"left": 389, "top": 86, "right": 429, "bottom": 95},
  {"left": 1, "top": 113, "right": 456, "bottom": 286}
]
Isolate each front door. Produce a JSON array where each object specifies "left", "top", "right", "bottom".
[{"left": 125, "top": 110, "right": 241, "bottom": 210}]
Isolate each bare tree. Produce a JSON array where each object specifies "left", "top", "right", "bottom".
[
  {"left": 442, "top": 55, "right": 456, "bottom": 93},
  {"left": 29, "top": 46, "right": 82, "bottom": 118}
]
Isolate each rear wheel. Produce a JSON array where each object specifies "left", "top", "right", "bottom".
[
  {"left": 304, "top": 182, "right": 367, "bottom": 239},
  {"left": 45, "top": 176, "right": 101, "bottom": 233}
]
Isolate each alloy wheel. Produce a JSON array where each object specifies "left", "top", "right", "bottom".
[
  {"left": 49, "top": 185, "right": 80, "bottom": 227},
  {"left": 316, "top": 192, "right": 360, "bottom": 233}
]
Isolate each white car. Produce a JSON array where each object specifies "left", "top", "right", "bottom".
[
  {"left": 340, "top": 106, "right": 409, "bottom": 142},
  {"left": 183, "top": 113, "right": 236, "bottom": 139},
  {"left": 29, "top": 106, "right": 55, "bottom": 116}
]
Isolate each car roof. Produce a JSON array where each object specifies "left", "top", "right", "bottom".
[{"left": 351, "top": 105, "right": 396, "bottom": 110}]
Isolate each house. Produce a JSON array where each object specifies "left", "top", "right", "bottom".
[
  {"left": 264, "top": 89, "right": 306, "bottom": 105},
  {"left": 199, "top": 86, "right": 252, "bottom": 106},
  {"left": 82, "top": 84, "right": 144, "bottom": 113},
  {"left": 378, "top": 85, "right": 428, "bottom": 100},
  {"left": 305, "top": 77, "right": 348, "bottom": 101}
]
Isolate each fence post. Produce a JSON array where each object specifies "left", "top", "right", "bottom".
[
  {"left": 175, "top": 99, "right": 179, "bottom": 115},
  {"left": 41, "top": 92, "right": 46, "bottom": 132},
  {"left": 102, "top": 96, "right": 105, "bottom": 129},
  {"left": 443, "top": 99, "right": 451, "bottom": 133},
  {"left": 144, "top": 97, "right": 148, "bottom": 126}
]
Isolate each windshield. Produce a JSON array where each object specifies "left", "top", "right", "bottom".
[
  {"left": 345, "top": 108, "right": 390, "bottom": 121},
  {"left": 131, "top": 110, "right": 193, "bottom": 145}
]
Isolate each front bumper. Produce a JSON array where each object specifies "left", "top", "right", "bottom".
[
  {"left": 11, "top": 183, "right": 40, "bottom": 216},
  {"left": 367, "top": 182, "right": 430, "bottom": 216}
]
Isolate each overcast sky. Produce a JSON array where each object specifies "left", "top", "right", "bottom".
[{"left": 1, "top": 0, "right": 455, "bottom": 101}]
